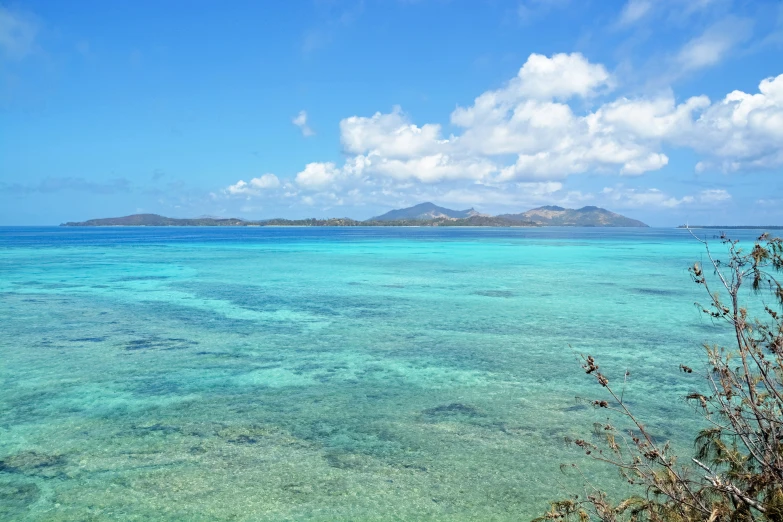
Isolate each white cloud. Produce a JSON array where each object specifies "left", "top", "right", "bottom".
[
  {"left": 454, "top": 99, "right": 584, "bottom": 156},
  {"left": 292, "top": 110, "right": 314, "bottom": 137},
  {"left": 593, "top": 94, "right": 710, "bottom": 139},
  {"left": 620, "top": 153, "right": 670, "bottom": 175},
  {"left": 0, "top": 6, "right": 37, "bottom": 60},
  {"left": 295, "top": 162, "right": 342, "bottom": 188},
  {"left": 366, "top": 154, "right": 497, "bottom": 183},
  {"left": 588, "top": 73, "right": 783, "bottom": 173},
  {"left": 211, "top": 52, "right": 781, "bottom": 213},
  {"left": 451, "top": 53, "right": 668, "bottom": 179},
  {"left": 618, "top": 0, "right": 652, "bottom": 26},
  {"left": 288, "top": 53, "right": 783, "bottom": 197},
  {"left": 341, "top": 107, "right": 445, "bottom": 157},
  {"left": 687, "top": 74, "right": 783, "bottom": 170},
  {"left": 602, "top": 187, "right": 691, "bottom": 208},
  {"left": 337, "top": 106, "right": 497, "bottom": 183},
  {"left": 756, "top": 198, "right": 783, "bottom": 207},
  {"left": 495, "top": 145, "right": 665, "bottom": 181},
  {"left": 601, "top": 186, "right": 732, "bottom": 209},
  {"left": 616, "top": 0, "right": 720, "bottom": 27},
  {"left": 452, "top": 54, "right": 611, "bottom": 124},
  {"left": 225, "top": 174, "right": 280, "bottom": 196},
  {"left": 675, "top": 17, "right": 752, "bottom": 73},
  {"left": 699, "top": 189, "right": 732, "bottom": 203},
  {"left": 515, "top": 52, "right": 612, "bottom": 100},
  {"left": 679, "top": 0, "right": 721, "bottom": 15},
  {"left": 251, "top": 174, "right": 281, "bottom": 189}
]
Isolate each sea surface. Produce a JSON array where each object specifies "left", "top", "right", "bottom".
[{"left": 0, "top": 226, "right": 764, "bottom": 521}]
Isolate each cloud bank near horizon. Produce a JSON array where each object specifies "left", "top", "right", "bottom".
[{"left": 220, "top": 52, "right": 781, "bottom": 214}]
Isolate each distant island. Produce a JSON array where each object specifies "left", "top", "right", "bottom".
[
  {"left": 61, "top": 203, "right": 648, "bottom": 228},
  {"left": 677, "top": 225, "right": 783, "bottom": 230}
]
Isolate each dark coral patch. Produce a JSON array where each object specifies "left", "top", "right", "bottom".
[{"left": 422, "top": 403, "right": 484, "bottom": 418}]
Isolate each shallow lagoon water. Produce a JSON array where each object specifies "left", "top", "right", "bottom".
[{"left": 0, "top": 226, "right": 759, "bottom": 520}]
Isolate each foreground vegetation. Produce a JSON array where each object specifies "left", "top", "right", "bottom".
[{"left": 541, "top": 232, "right": 783, "bottom": 520}]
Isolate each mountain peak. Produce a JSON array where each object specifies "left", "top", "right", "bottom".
[
  {"left": 497, "top": 206, "right": 647, "bottom": 227},
  {"left": 371, "top": 202, "right": 478, "bottom": 221}
]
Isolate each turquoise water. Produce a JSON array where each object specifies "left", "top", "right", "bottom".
[{"left": 0, "top": 227, "right": 754, "bottom": 520}]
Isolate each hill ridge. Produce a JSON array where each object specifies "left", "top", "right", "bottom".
[
  {"left": 371, "top": 202, "right": 481, "bottom": 221},
  {"left": 498, "top": 205, "right": 648, "bottom": 227}
]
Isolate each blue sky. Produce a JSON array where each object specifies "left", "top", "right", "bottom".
[{"left": 1, "top": 0, "right": 782, "bottom": 226}]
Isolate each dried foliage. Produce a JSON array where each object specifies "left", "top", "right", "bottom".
[{"left": 537, "top": 232, "right": 783, "bottom": 522}]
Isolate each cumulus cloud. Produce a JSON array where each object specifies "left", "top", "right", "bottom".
[
  {"left": 341, "top": 107, "right": 445, "bottom": 157},
  {"left": 331, "top": 53, "right": 655, "bottom": 184},
  {"left": 452, "top": 54, "right": 611, "bottom": 119},
  {"left": 292, "top": 110, "right": 314, "bottom": 137},
  {"left": 447, "top": 53, "right": 674, "bottom": 179},
  {"left": 593, "top": 94, "right": 710, "bottom": 139},
  {"left": 512, "top": 52, "right": 612, "bottom": 100},
  {"left": 286, "top": 53, "right": 781, "bottom": 195},
  {"left": 225, "top": 174, "right": 280, "bottom": 196},
  {"left": 295, "top": 162, "right": 342, "bottom": 188},
  {"left": 591, "top": 73, "right": 783, "bottom": 173},
  {"left": 337, "top": 107, "right": 497, "bottom": 183},
  {"left": 219, "top": 52, "right": 780, "bottom": 213},
  {"left": 373, "top": 155, "right": 498, "bottom": 183},
  {"left": 688, "top": 74, "right": 783, "bottom": 171}
]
